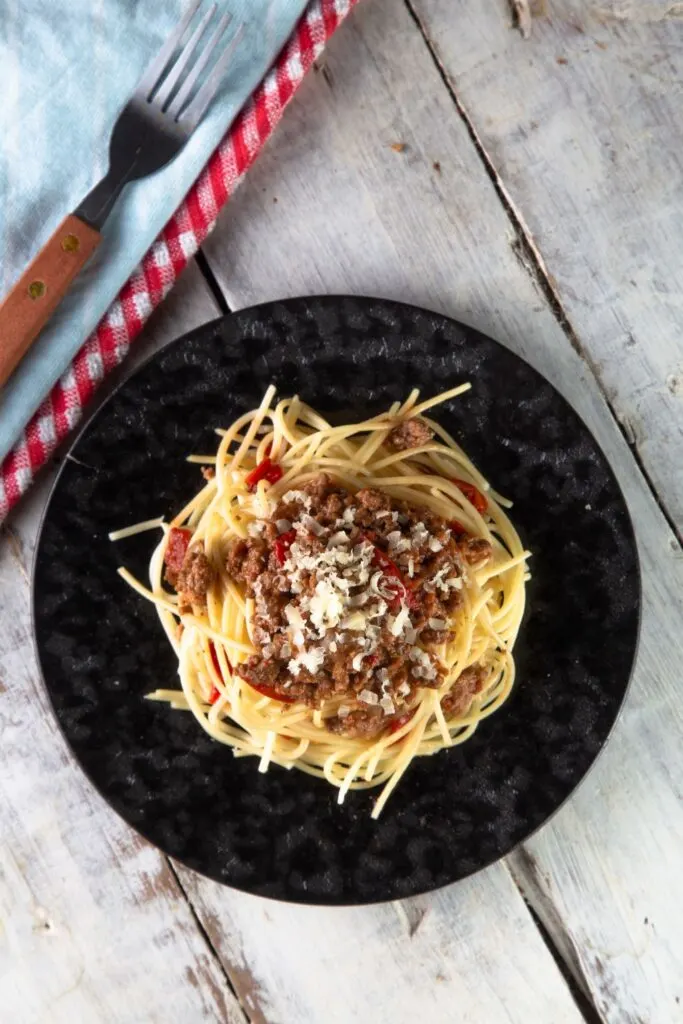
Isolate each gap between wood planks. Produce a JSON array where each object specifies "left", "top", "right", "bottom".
[
  {"left": 511, "top": 853, "right": 604, "bottom": 1024},
  {"left": 402, "top": 0, "right": 683, "bottom": 552},
  {"left": 196, "top": 249, "right": 231, "bottom": 316},
  {"left": 166, "top": 860, "right": 253, "bottom": 1023}
]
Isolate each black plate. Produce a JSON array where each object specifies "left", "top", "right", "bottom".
[{"left": 33, "top": 296, "right": 640, "bottom": 905}]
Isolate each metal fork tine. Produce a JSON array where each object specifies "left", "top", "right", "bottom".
[
  {"left": 135, "top": 0, "right": 203, "bottom": 101},
  {"left": 168, "top": 11, "right": 232, "bottom": 120},
  {"left": 153, "top": 3, "right": 217, "bottom": 110},
  {"left": 179, "top": 24, "right": 244, "bottom": 129}
]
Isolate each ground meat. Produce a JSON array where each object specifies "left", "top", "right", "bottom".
[
  {"left": 356, "top": 510, "right": 397, "bottom": 539},
  {"left": 327, "top": 706, "right": 387, "bottom": 739},
  {"left": 222, "top": 471, "right": 492, "bottom": 729},
  {"left": 239, "top": 656, "right": 280, "bottom": 686},
  {"left": 458, "top": 537, "right": 493, "bottom": 566},
  {"left": 319, "top": 492, "right": 345, "bottom": 524},
  {"left": 302, "top": 531, "right": 325, "bottom": 552},
  {"left": 441, "top": 587, "right": 464, "bottom": 614},
  {"left": 304, "top": 473, "right": 332, "bottom": 500},
  {"left": 176, "top": 545, "right": 213, "bottom": 609},
  {"left": 412, "top": 590, "right": 448, "bottom": 629},
  {"left": 415, "top": 543, "right": 461, "bottom": 583},
  {"left": 387, "top": 418, "right": 434, "bottom": 451},
  {"left": 356, "top": 487, "right": 392, "bottom": 512},
  {"left": 237, "top": 656, "right": 315, "bottom": 703},
  {"left": 420, "top": 627, "right": 448, "bottom": 646},
  {"left": 263, "top": 521, "right": 280, "bottom": 545},
  {"left": 225, "top": 538, "right": 268, "bottom": 589},
  {"left": 253, "top": 570, "right": 288, "bottom": 630},
  {"left": 383, "top": 650, "right": 413, "bottom": 694},
  {"left": 272, "top": 498, "right": 305, "bottom": 525},
  {"left": 331, "top": 658, "right": 352, "bottom": 693},
  {"left": 440, "top": 664, "right": 488, "bottom": 718},
  {"left": 201, "top": 466, "right": 215, "bottom": 480}
]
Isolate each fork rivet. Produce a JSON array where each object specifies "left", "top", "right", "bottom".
[
  {"left": 62, "top": 233, "right": 80, "bottom": 253},
  {"left": 28, "top": 280, "right": 46, "bottom": 300}
]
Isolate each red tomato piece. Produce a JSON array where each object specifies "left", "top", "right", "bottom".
[
  {"left": 274, "top": 529, "right": 297, "bottom": 565},
  {"left": 262, "top": 464, "right": 283, "bottom": 485},
  {"left": 245, "top": 457, "right": 283, "bottom": 491},
  {"left": 389, "top": 708, "right": 416, "bottom": 736},
  {"left": 245, "top": 679, "right": 298, "bottom": 704},
  {"left": 452, "top": 478, "right": 487, "bottom": 514},
  {"left": 366, "top": 538, "right": 416, "bottom": 610},
  {"left": 164, "top": 527, "right": 192, "bottom": 573},
  {"left": 209, "top": 640, "right": 231, "bottom": 679}
]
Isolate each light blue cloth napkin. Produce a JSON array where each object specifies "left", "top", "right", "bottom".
[{"left": 0, "top": 0, "right": 309, "bottom": 462}]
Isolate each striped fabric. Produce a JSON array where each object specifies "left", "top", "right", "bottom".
[{"left": 0, "top": 0, "right": 357, "bottom": 523}]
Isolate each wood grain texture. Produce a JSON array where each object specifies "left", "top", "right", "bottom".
[
  {"left": 199, "top": 0, "right": 683, "bottom": 1019},
  {"left": 4, "top": 0, "right": 683, "bottom": 1020},
  {"left": 177, "top": 869, "right": 586, "bottom": 1024},
  {"left": 0, "top": 263, "right": 248, "bottom": 1024},
  {"left": 410, "top": 0, "right": 683, "bottom": 535}
]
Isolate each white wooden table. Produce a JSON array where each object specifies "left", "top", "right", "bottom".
[{"left": 2, "top": 2, "right": 683, "bottom": 1021}]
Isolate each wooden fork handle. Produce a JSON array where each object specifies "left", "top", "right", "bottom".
[{"left": 0, "top": 214, "right": 101, "bottom": 389}]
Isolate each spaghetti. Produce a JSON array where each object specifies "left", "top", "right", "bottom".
[{"left": 112, "top": 385, "right": 530, "bottom": 818}]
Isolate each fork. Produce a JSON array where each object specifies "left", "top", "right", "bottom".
[{"left": 0, "top": 1, "right": 242, "bottom": 390}]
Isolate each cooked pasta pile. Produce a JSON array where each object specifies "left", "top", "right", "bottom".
[{"left": 112, "top": 385, "right": 530, "bottom": 817}]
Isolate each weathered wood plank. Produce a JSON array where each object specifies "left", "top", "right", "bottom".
[
  {"left": 410, "top": 0, "right": 683, "bottom": 534},
  {"left": 7, "top": 0, "right": 683, "bottom": 1019},
  {"left": 179, "top": 870, "right": 587, "bottom": 1024},
  {"left": 0, "top": 264, "right": 248, "bottom": 1024},
  {"left": 199, "top": 0, "right": 683, "bottom": 1020},
  {"left": 403, "top": 5, "right": 683, "bottom": 1018}
]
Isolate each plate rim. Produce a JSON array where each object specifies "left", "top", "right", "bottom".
[{"left": 30, "top": 293, "right": 643, "bottom": 905}]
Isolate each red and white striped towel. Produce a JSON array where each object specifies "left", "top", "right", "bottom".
[{"left": 0, "top": 0, "right": 357, "bottom": 524}]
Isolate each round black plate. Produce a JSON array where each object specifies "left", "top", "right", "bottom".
[{"left": 33, "top": 296, "right": 640, "bottom": 905}]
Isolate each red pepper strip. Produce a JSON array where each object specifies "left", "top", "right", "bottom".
[
  {"left": 245, "top": 457, "right": 283, "bottom": 492},
  {"left": 367, "top": 541, "right": 418, "bottom": 611},
  {"left": 235, "top": 657, "right": 298, "bottom": 704},
  {"left": 164, "top": 527, "right": 192, "bottom": 573},
  {"left": 263, "top": 464, "right": 283, "bottom": 485},
  {"left": 209, "top": 641, "right": 231, "bottom": 678},
  {"left": 273, "top": 529, "right": 297, "bottom": 565},
  {"left": 449, "top": 519, "right": 467, "bottom": 537},
  {"left": 452, "top": 478, "right": 488, "bottom": 514},
  {"left": 208, "top": 641, "right": 231, "bottom": 704},
  {"left": 371, "top": 544, "right": 401, "bottom": 579},
  {"left": 245, "top": 679, "right": 298, "bottom": 704},
  {"left": 388, "top": 708, "right": 416, "bottom": 737}
]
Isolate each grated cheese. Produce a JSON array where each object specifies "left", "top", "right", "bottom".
[
  {"left": 388, "top": 603, "right": 411, "bottom": 637},
  {"left": 282, "top": 489, "right": 312, "bottom": 509},
  {"left": 301, "top": 513, "right": 326, "bottom": 536}
]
